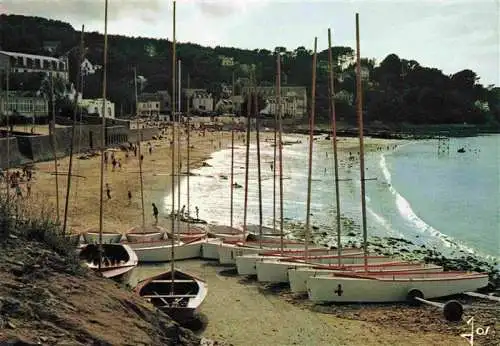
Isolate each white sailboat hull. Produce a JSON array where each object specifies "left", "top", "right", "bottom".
[
  {"left": 201, "top": 239, "right": 223, "bottom": 260},
  {"left": 129, "top": 240, "right": 202, "bottom": 263},
  {"left": 255, "top": 254, "right": 395, "bottom": 283},
  {"left": 288, "top": 263, "right": 443, "bottom": 294},
  {"left": 235, "top": 248, "right": 345, "bottom": 276},
  {"left": 307, "top": 272, "right": 489, "bottom": 303}
]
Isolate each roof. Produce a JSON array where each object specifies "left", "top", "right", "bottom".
[{"left": 0, "top": 50, "right": 65, "bottom": 62}]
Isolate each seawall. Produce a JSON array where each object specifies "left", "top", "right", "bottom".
[{"left": 0, "top": 125, "right": 159, "bottom": 169}]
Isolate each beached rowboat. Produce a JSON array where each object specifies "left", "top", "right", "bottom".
[
  {"left": 125, "top": 225, "right": 166, "bottom": 242},
  {"left": 83, "top": 229, "right": 122, "bottom": 244},
  {"left": 136, "top": 269, "right": 207, "bottom": 323},
  {"left": 79, "top": 243, "right": 138, "bottom": 280},
  {"left": 288, "top": 262, "right": 443, "bottom": 293},
  {"left": 306, "top": 271, "right": 489, "bottom": 303},
  {"left": 126, "top": 238, "right": 205, "bottom": 263}
]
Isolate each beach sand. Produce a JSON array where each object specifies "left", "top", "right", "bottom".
[{"left": 14, "top": 131, "right": 401, "bottom": 235}]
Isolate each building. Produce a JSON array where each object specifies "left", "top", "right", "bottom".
[
  {"left": 184, "top": 89, "right": 214, "bottom": 112},
  {"left": 0, "top": 51, "right": 69, "bottom": 80},
  {"left": 0, "top": 93, "right": 49, "bottom": 118},
  {"left": 80, "top": 58, "right": 102, "bottom": 76},
  {"left": 241, "top": 85, "right": 307, "bottom": 118},
  {"left": 78, "top": 98, "right": 115, "bottom": 119},
  {"left": 137, "top": 90, "right": 171, "bottom": 118}
]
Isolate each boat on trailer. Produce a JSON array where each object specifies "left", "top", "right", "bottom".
[
  {"left": 288, "top": 262, "right": 443, "bottom": 293},
  {"left": 307, "top": 270, "right": 490, "bottom": 303},
  {"left": 236, "top": 247, "right": 362, "bottom": 276},
  {"left": 255, "top": 254, "right": 392, "bottom": 283},
  {"left": 136, "top": 269, "right": 207, "bottom": 323},
  {"left": 125, "top": 225, "right": 167, "bottom": 242},
  {"left": 79, "top": 243, "right": 138, "bottom": 280},
  {"left": 83, "top": 228, "right": 122, "bottom": 244}
]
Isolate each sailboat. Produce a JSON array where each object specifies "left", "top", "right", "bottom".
[
  {"left": 137, "top": 1, "right": 207, "bottom": 321},
  {"left": 79, "top": 0, "right": 137, "bottom": 279},
  {"left": 306, "top": 14, "right": 489, "bottom": 303}
]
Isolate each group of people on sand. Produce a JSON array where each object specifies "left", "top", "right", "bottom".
[{"left": 0, "top": 165, "right": 33, "bottom": 199}]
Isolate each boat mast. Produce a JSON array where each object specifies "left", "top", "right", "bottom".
[
  {"left": 327, "top": 28, "right": 342, "bottom": 265},
  {"left": 304, "top": 38, "right": 317, "bottom": 260},
  {"left": 355, "top": 13, "right": 368, "bottom": 271},
  {"left": 62, "top": 25, "right": 85, "bottom": 236},
  {"left": 242, "top": 73, "right": 252, "bottom": 241},
  {"left": 230, "top": 71, "right": 235, "bottom": 230},
  {"left": 170, "top": 0, "right": 177, "bottom": 293},
  {"left": 186, "top": 73, "right": 190, "bottom": 227},
  {"left": 134, "top": 66, "right": 146, "bottom": 230},
  {"left": 50, "top": 66, "right": 60, "bottom": 222},
  {"left": 273, "top": 65, "right": 277, "bottom": 249},
  {"left": 176, "top": 59, "right": 181, "bottom": 233},
  {"left": 5, "top": 61, "right": 10, "bottom": 203},
  {"left": 276, "top": 54, "right": 284, "bottom": 254},
  {"left": 98, "top": 0, "right": 109, "bottom": 270},
  {"left": 255, "top": 90, "right": 263, "bottom": 248}
]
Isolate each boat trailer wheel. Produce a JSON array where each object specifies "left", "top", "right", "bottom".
[
  {"left": 443, "top": 300, "right": 464, "bottom": 322},
  {"left": 406, "top": 288, "right": 424, "bottom": 306}
]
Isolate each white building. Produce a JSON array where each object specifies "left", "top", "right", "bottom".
[
  {"left": 0, "top": 94, "right": 48, "bottom": 118},
  {"left": 185, "top": 89, "right": 214, "bottom": 112},
  {"left": 0, "top": 51, "right": 69, "bottom": 80},
  {"left": 78, "top": 98, "right": 115, "bottom": 119},
  {"left": 80, "top": 58, "right": 102, "bottom": 76},
  {"left": 137, "top": 100, "right": 160, "bottom": 117},
  {"left": 242, "top": 86, "right": 307, "bottom": 118}
]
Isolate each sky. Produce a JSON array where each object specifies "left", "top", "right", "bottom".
[{"left": 1, "top": 0, "right": 499, "bottom": 86}]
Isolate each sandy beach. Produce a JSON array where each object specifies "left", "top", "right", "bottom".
[{"left": 8, "top": 129, "right": 400, "bottom": 235}]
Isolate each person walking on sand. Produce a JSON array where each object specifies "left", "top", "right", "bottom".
[
  {"left": 128, "top": 190, "right": 132, "bottom": 205},
  {"left": 26, "top": 180, "right": 31, "bottom": 198},
  {"left": 106, "top": 183, "right": 112, "bottom": 200},
  {"left": 152, "top": 203, "right": 159, "bottom": 224}
]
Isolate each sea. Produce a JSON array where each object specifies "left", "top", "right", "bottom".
[{"left": 163, "top": 133, "right": 499, "bottom": 261}]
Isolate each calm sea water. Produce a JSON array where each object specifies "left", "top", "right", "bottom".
[{"left": 162, "top": 133, "right": 499, "bottom": 259}]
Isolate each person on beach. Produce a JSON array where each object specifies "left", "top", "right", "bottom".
[
  {"left": 26, "top": 181, "right": 31, "bottom": 198},
  {"left": 106, "top": 183, "right": 112, "bottom": 200},
  {"left": 195, "top": 206, "right": 199, "bottom": 220},
  {"left": 15, "top": 184, "right": 22, "bottom": 198},
  {"left": 148, "top": 143, "right": 152, "bottom": 155},
  {"left": 128, "top": 190, "right": 132, "bottom": 205},
  {"left": 152, "top": 203, "right": 159, "bottom": 224}
]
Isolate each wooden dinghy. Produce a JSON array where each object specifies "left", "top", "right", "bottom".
[
  {"left": 164, "top": 221, "right": 208, "bottom": 242},
  {"left": 79, "top": 243, "right": 138, "bottom": 279},
  {"left": 307, "top": 270, "right": 490, "bottom": 303},
  {"left": 83, "top": 228, "right": 122, "bottom": 244},
  {"left": 236, "top": 247, "right": 362, "bottom": 276},
  {"left": 125, "top": 225, "right": 166, "bottom": 242},
  {"left": 136, "top": 269, "right": 208, "bottom": 323},
  {"left": 288, "top": 262, "right": 443, "bottom": 293}
]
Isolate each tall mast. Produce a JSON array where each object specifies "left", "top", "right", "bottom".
[
  {"left": 230, "top": 71, "right": 235, "bottom": 230},
  {"left": 170, "top": 0, "right": 177, "bottom": 293},
  {"left": 255, "top": 90, "right": 263, "bottom": 248},
  {"left": 98, "top": 0, "right": 109, "bottom": 271},
  {"left": 242, "top": 74, "right": 252, "bottom": 241},
  {"left": 186, "top": 73, "right": 190, "bottom": 226},
  {"left": 62, "top": 25, "right": 85, "bottom": 235},
  {"left": 355, "top": 13, "right": 368, "bottom": 271},
  {"left": 176, "top": 59, "right": 181, "bottom": 235},
  {"left": 276, "top": 54, "right": 284, "bottom": 254},
  {"left": 5, "top": 61, "right": 10, "bottom": 204},
  {"left": 327, "top": 28, "right": 342, "bottom": 264},
  {"left": 134, "top": 67, "right": 146, "bottom": 230},
  {"left": 304, "top": 37, "right": 317, "bottom": 260},
  {"left": 50, "top": 67, "right": 60, "bottom": 222}
]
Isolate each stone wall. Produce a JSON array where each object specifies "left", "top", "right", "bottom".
[
  {"left": 0, "top": 137, "right": 28, "bottom": 169},
  {"left": 129, "top": 127, "right": 160, "bottom": 143}
]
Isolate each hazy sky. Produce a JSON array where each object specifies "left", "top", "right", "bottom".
[{"left": 2, "top": 0, "right": 499, "bottom": 85}]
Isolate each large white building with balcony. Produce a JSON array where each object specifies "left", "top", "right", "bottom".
[
  {"left": 0, "top": 51, "right": 69, "bottom": 80},
  {"left": 242, "top": 85, "right": 307, "bottom": 118},
  {"left": 0, "top": 93, "right": 48, "bottom": 118}
]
